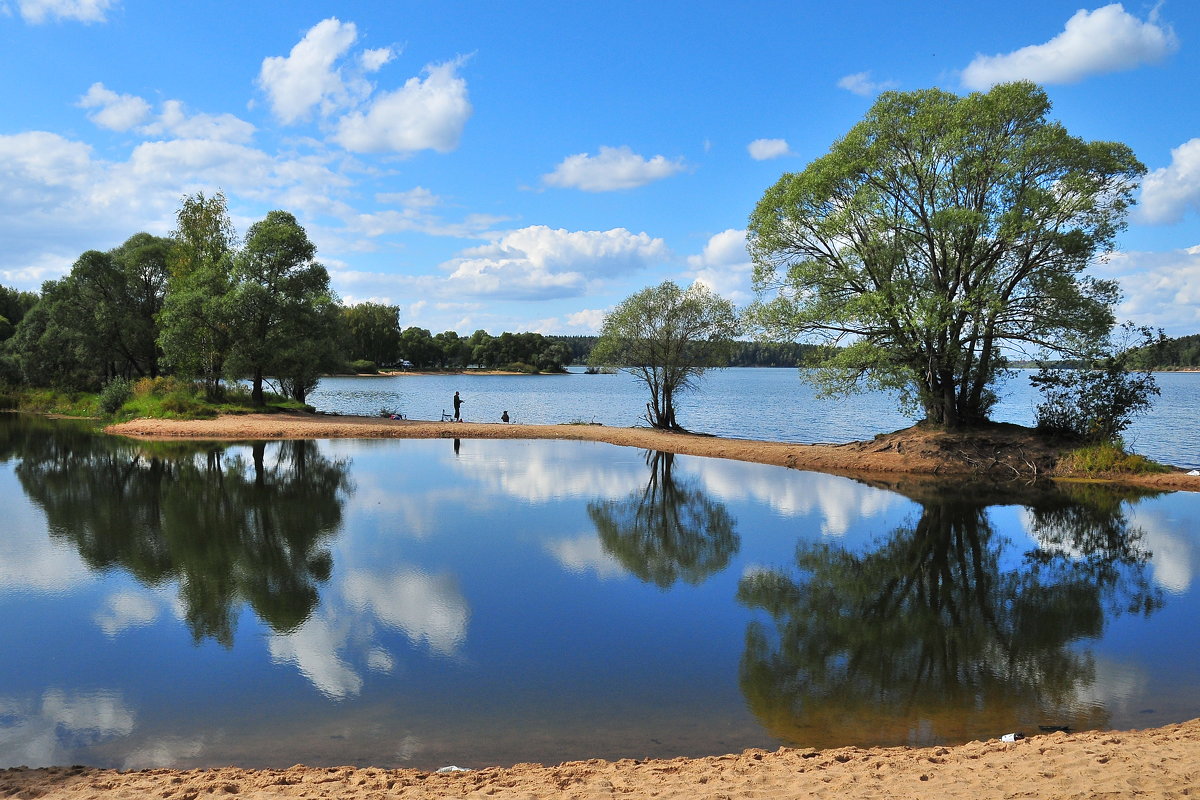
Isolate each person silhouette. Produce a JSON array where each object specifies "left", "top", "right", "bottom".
[
  {"left": 453, "top": 391, "right": 464, "bottom": 421},
  {"left": 501, "top": 410, "right": 510, "bottom": 423}
]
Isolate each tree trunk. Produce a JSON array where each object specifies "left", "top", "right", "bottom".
[{"left": 252, "top": 367, "right": 265, "bottom": 407}]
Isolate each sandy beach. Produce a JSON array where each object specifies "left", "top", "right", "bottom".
[
  {"left": 13, "top": 412, "right": 1182, "bottom": 799},
  {"left": 3, "top": 719, "right": 1198, "bottom": 799}
]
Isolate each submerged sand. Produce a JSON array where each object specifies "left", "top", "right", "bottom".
[
  {"left": 3, "top": 719, "right": 1198, "bottom": 799},
  {"left": 24, "top": 412, "right": 1186, "bottom": 799}
]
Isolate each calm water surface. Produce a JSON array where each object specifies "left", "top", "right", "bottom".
[
  {"left": 2, "top": 414, "right": 1199, "bottom": 770},
  {"left": 308, "top": 368, "right": 1200, "bottom": 468}
]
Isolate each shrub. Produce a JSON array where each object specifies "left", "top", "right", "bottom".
[
  {"left": 98, "top": 377, "right": 134, "bottom": 415},
  {"left": 350, "top": 359, "right": 378, "bottom": 374},
  {"left": 1031, "top": 324, "right": 1161, "bottom": 444}
]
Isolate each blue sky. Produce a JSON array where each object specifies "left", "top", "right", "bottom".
[{"left": 2, "top": 0, "right": 1199, "bottom": 336}]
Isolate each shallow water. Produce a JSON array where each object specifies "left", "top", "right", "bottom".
[
  {"left": 2, "top": 415, "right": 1199, "bottom": 770},
  {"left": 308, "top": 368, "right": 1200, "bottom": 468}
]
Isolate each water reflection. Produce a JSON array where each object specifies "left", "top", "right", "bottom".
[
  {"left": 9, "top": 417, "right": 350, "bottom": 646},
  {"left": 588, "top": 450, "right": 740, "bottom": 588},
  {"left": 737, "top": 481, "right": 1165, "bottom": 748}
]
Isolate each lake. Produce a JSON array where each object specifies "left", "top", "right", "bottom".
[
  {"left": 308, "top": 368, "right": 1200, "bottom": 469},
  {"left": 2, "top": 413, "right": 1199, "bottom": 771}
]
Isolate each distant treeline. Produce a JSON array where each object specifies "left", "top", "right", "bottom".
[
  {"left": 343, "top": 303, "right": 570, "bottom": 373},
  {"left": 548, "top": 335, "right": 824, "bottom": 368},
  {"left": 1132, "top": 333, "right": 1200, "bottom": 369}
]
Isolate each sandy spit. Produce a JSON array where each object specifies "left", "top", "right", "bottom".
[
  {"left": 104, "top": 412, "right": 1200, "bottom": 492},
  {"left": 3, "top": 720, "right": 1198, "bottom": 799}
]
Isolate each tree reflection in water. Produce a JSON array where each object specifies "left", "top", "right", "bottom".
[
  {"left": 736, "top": 481, "right": 1165, "bottom": 749},
  {"left": 9, "top": 416, "right": 350, "bottom": 646},
  {"left": 588, "top": 450, "right": 739, "bottom": 588}
]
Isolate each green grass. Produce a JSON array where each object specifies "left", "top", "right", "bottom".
[
  {"left": 1059, "top": 442, "right": 1171, "bottom": 476},
  {"left": 11, "top": 377, "right": 311, "bottom": 420}
]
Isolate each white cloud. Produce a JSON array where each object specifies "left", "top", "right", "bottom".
[
  {"left": 94, "top": 591, "right": 160, "bottom": 636},
  {"left": 1139, "top": 138, "right": 1200, "bottom": 225},
  {"left": 0, "top": 499, "right": 92, "bottom": 592},
  {"left": 0, "top": 690, "right": 135, "bottom": 768},
  {"left": 141, "top": 100, "right": 256, "bottom": 144},
  {"left": 77, "top": 82, "right": 150, "bottom": 131},
  {"left": 334, "top": 58, "right": 472, "bottom": 154},
  {"left": 546, "top": 534, "right": 626, "bottom": 579},
  {"left": 268, "top": 615, "right": 364, "bottom": 700},
  {"left": 747, "top": 138, "right": 792, "bottom": 161},
  {"left": 835, "top": 71, "right": 898, "bottom": 96},
  {"left": 1091, "top": 247, "right": 1200, "bottom": 336},
  {"left": 343, "top": 568, "right": 469, "bottom": 656},
  {"left": 258, "top": 17, "right": 361, "bottom": 124},
  {"left": 360, "top": 47, "right": 395, "bottom": 72},
  {"left": 376, "top": 186, "right": 440, "bottom": 209},
  {"left": 442, "top": 225, "right": 669, "bottom": 299},
  {"left": 681, "top": 459, "right": 902, "bottom": 535},
  {"left": 15, "top": 0, "right": 114, "bottom": 23},
  {"left": 565, "top": 308, "right": 607, "bottom": 332},
  {"left": 542, "top": 145, "right": 686, "bottom": 192},
  {"left": 961, "top": 3, "right": 1178, "bottom": 89},
  {"left": 686, "top": 228, "right": 753, "bottom": 303}
]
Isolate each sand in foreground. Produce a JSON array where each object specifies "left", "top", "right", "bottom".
[{"left": 3, "top": 720, "right": 1198, "bottom": 799}]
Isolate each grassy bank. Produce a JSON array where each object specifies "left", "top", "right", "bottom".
[{"left": 3, "top": 376, "right": 310, "bottom": 420}]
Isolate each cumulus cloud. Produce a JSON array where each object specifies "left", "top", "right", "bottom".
[
  {"left": 360, "top": 46, "right": 395, "bottom": 72},
  {"left": 1091, "top": 246, "right": 1200, "bottom": 336},
  {"left": 747, "top": 138, "right": 792, "bottom": 160},
  {"left": 77, "top": 83, "right": 150, "bottom": 131},
  {"left": 140, "top": 100, "right": 256, "bottom": 144},
  {"left": 442, "top": 225, "right": 669, "bottom": 299},
  {"left": 686, "top": 228, "right": 753, "bottom": 303},
  {"left": 14, "top": 0, "right": 114, "bottom": 23},
  {"left": 542, "top": 145, "right": 686, "bottom": 192},
  {"left": 961, "top": 3, "right": 1178, "bottom": 89},
  {"left": 836, "top": 71, "right": 898, "bottom": 96},
  {"left": 257, "top": 17, "right": 361, "bottom": 124},
  {"left": 334, "top": 58, "right": 472, "bottom": 154},
  {"left": 1139, "top": 138, "right": 1200, "bottom": 224}
]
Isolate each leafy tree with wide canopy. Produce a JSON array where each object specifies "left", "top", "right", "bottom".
[
  {"left": 748, "top": 82, "right": 1145, "bottom": 428},
  {"left": 590, "top": 281, "right": 739, "bottom": 431},
  {"left": 10, "top": 233, "right": 171, "bottom": 389},
  {"left": 226, "top": 210, "right": 340, "bottom": 406}
]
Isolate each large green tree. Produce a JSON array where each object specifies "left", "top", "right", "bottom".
[
  {"left": 590, "top": 281, "right": 739, "bottom": 431},
  {"left": 226, "top": 210, "right": 340, "bottom": 406},
  {"left": 342, "top": 302, "right": 402, "bottom": 366},
  {"left": 749, "top": 82, "right": 1144, "bottom": 428},
  {"left": 158, "top": 192, "right": 238, "bottom": 397},
  {"left": 10, "top": 233, "right": 171, "bottom": 389}
]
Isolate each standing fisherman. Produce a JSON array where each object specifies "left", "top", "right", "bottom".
[{"left": 453, "top": 391, "right": 464, "bottom": 421}]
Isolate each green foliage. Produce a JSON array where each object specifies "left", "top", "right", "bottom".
[
  {"left": 158, "top": 192, "right": 238, "bottom": 396},
  {"left": 349, "top": 359, "right": 378, "bottom": 374},
  {"left": 591, "top": 281, "right": 740, "bottom": 431},
  {"left": 749, "top": 81, "right": 1143, "bottom": 428},
  {"left": 225, "top": 209, "right": 341, "bottom": 406},
  {"left": 342, "top": 302, "right": 402, "bottom": 366},
  {"left": 1058, "top": 443, "right": 1170, "bottom": 476},
  {"left": 1031, "top": 324, "right": 1161, "bottom": 443},
  {"left": 97, "top": 377, "right": 134, "bottom": 416},
  {"left": 1128, "top": 331, "right": 1200, "bottom": 368}
]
